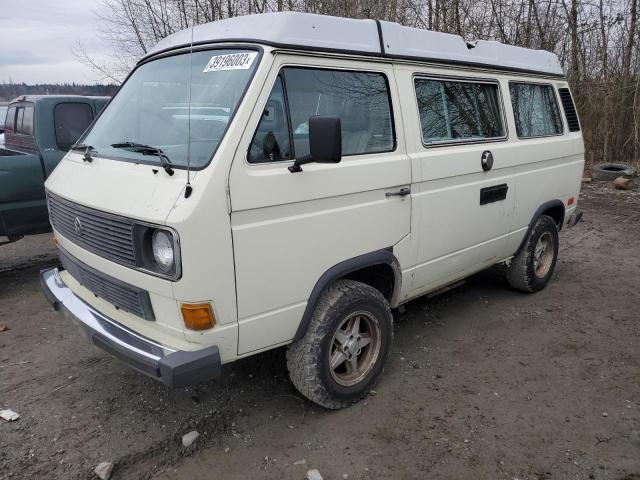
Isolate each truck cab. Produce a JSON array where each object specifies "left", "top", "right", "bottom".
[{"left": 0, "top": 95, "right": 109, "bottom": 243}]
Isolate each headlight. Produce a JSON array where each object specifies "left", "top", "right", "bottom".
[
  {"left": 152, "top": 230, "right": 175, "bottom": 272},
  {"left": 132, "top": 224, "right": 181, "bottom": 280}
]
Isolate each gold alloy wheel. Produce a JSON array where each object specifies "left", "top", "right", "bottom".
[
  {"left": 328, "top": 311, "right": 382, "bottom": 387},
  {"left": 533, "top": 232, "right": 554, "bottom": 278}
]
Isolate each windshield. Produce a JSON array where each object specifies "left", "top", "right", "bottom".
[{"left": 82, "top": 49, "right": 260, "bottom": 168}]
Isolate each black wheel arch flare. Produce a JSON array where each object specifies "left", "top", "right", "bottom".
[
  {"left": 515, "top": 199, "right": 565, "bottom": 256},
  {"left": 293, "top": 248, "right": 401, "bottom": 342}
]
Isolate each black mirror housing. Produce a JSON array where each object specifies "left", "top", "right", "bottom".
[
  {"left": 309, "top": 115, "right": 342, "bottom": 163},
  {"left": 289, "top": 115, "right": 342, "bottom": 173}
]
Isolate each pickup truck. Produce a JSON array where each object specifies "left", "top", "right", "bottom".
[{"left": 0, "top": 95, "right": 109, "bottom": 245}]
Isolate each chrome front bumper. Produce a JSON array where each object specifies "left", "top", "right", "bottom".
[{"left": 40, "top": 268, "right": 221, "bottom": 387}]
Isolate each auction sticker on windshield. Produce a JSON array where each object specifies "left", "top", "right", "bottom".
[{"left": 203, "top": 52, "right": 258, "bottom": 72}]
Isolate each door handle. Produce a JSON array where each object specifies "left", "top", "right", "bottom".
[
  {"left": 480, "top": 183, "right": 508, "bottom": 205},
  {"left": 386, "top": 187, "right": 411, "bottom": 198}
]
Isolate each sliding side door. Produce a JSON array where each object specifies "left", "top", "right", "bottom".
[{"left": 396, "top": 67, "right": 516, "bottom": 299}]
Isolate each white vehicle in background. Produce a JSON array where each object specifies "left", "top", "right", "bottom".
[
  {"left": 0, "top": 104, "right": 7, "bottom": 146},
  {"left": 41, "top": 12, "right": 584, "bottom": 409}
]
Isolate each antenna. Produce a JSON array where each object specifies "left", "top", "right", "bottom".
[{"left": 184, "top": 25, "right": 194, "bottom": 199}]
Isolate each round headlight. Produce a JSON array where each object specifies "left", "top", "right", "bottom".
[{"left": 151, "top": 230, "right": 175, "bottom": 272}]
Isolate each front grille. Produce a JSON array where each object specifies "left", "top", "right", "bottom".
[
  {"left": 59, "top": 247, "right": 154, "bottom": 321},
  {"left": 47, "top": 193, "right": 136, "bottom": 267}
]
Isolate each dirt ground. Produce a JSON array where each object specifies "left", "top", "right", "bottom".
[{"left": 1, "top": 181, "right": 639, "bottom": 480}]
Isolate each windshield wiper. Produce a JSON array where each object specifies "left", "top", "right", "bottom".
[
  {"left": 70, "top": 143, "right": 95, "bottom": 163},
  {"left": 111, "top": 142, "right": 174, "bottom": 176}
]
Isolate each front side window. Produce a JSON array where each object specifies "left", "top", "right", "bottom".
[
  {"left": 284, "top": 68, "right": 394, "bottom": 157},
  {"left": 249, "top": 67, "right": 395, "bottom": 163},
  {"left": 510, "top": 83, "right": 563, "bottom": 138},
  {"left": 82, "top": 49, "right": 260, "bottom": 168},
  {"left": 415, "top": 78, "right": 504, "bottom": 144},
  {"left": 248, "top": 76, "right": 292, "bottom": 163},
  {"left": 55, "top": 103, "right": 94, "bottom": 150}
]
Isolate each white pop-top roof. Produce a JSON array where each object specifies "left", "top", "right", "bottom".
[{"left": 147, "top": 12, "right": 564, "bottom": 77}]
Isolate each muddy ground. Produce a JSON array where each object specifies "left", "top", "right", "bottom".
[{"left": 1, "top": 181, "right": 639, "bottom": 480}]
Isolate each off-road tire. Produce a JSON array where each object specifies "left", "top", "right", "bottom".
[
  {"left": 286, "top": 280, "right": 393, "bottom": 409},
  {"left": 506, "top": 215, "right": 559, "bottom": 293}
]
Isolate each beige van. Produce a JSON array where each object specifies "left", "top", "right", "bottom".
[{"left": 41, "top": 12, "right": 584, "bottom": 408}]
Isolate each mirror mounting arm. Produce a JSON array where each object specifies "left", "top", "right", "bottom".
[{"left": 288, "top": 155, "right": 314, "bottom": 173}]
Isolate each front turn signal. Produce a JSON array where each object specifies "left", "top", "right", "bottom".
[{"left": 181, "top": 303, "right": 216, "bottom": 331}]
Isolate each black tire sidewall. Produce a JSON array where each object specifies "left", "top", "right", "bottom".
[
  {"left": 591, "top": 163, "right": 635, "bottom": 181},
  {"left": 318, "top": 288, "right": 392, "bottom": 402},
  {"left": 525, "top": 216, "right": 559, "bottom": 291}
]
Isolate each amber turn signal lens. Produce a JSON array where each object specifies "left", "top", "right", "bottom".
[
  {"left": 51, "top": 235, "right": 58, "bottom": 247},
  {"left": 181, "top": 303, "right": 216, "bottom": 331}
]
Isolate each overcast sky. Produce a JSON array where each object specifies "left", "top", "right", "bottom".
[{"left": 1, "top": 0, "right": 112, "bottom": 84}]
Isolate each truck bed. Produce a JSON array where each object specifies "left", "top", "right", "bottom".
[{"left": 0, "top": 147, "right": 28, "bottom": 157}]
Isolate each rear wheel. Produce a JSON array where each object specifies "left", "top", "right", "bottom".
[
  {"left": 506, "top": 215, "right": 559, "bottom": 293},
  {"left": 286, "top": 280, "right": 393, "bottom": 409}
]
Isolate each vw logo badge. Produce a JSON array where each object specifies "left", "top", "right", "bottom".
[{"left": 74, "top": 217, "right": 83, "bottom": 236}]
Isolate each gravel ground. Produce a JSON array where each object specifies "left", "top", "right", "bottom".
[{"left": 0, "top": 181, "right": 639, "bottom": 480}]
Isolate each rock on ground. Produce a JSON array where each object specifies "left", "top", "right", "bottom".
[
  {"left": 94, "top": 461, "right": 114, "bottom": 480},
  {"left": 306, "top": 469, "right": 323, "bottom": 480},
  {"left": 0, "top": 409, "right": 20, "bottom": 422},
  {"left": 614, "top": 176, "right": 635, "bottom": 190},
  {"left": 182, "top": 430, "right": 200, "bottom": 447}
]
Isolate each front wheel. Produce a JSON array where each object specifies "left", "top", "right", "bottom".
[
  {"left": 286, "top": 280, "right": 393, "bottom": 409},
  {"left": 506, "top": 214, "right": 559, "bottom": 292}
]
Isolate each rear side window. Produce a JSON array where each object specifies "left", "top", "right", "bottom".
[
  {"left": 11, "top": 105, "right": 34, "bottom": 135},
  {"left": 414, "top": 78, "right": 504, "bottom": 145},
  {"left": 54, "top": 103, "right": 94, "bottom": 150},
  {"left": 0, "top": 106, "right": 7, "bottom": 129},
  {"left": 248, "top": 67, "right": 395, "bottom": 163},
  {"left": 16, "top": 108, "right": 24, "bottom": 133},
  {"left": 510, "top": 83, "right": 563, "bottom": 138},
  {"left": 21, "top": 105, "right": 34, "bottom": 135},
  {"left": 5, "top": 106, "right": 16, "bottom": 132}
]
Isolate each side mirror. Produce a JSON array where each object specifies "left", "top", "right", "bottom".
[{"left": 289, "top": 115, "right": 342, "bottom": 173}]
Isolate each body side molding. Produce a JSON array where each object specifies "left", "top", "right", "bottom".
[{"left": 293, "top": 248, "right": 401, "bottom": 342}]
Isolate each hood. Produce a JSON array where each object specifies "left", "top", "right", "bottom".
[{"left": 45, "top": 152, "right": 192, "bottom": 224}]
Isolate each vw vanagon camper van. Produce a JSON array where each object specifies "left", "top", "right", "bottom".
[{"left": 41, "top": 12, "right": 584, "bottom": 409}]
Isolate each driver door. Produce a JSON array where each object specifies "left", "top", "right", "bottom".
[{"left": 229, "top": 55, "right": 412, "bottom": 355}]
